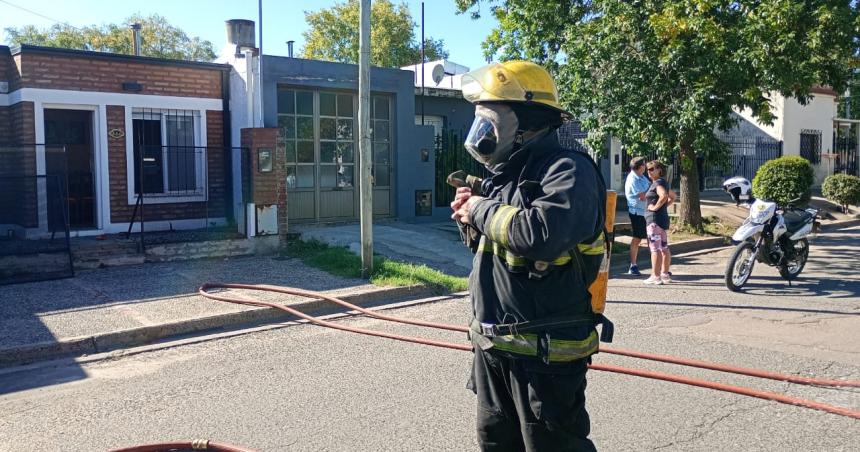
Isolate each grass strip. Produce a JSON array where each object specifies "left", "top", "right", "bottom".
[
  {"left": 284, "top": 239, "right": 468, "bottom": 293},
  {"left": 670, "top": 215, "right": 736, "bottom": 240}
]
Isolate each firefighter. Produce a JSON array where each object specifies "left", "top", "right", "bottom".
[{"left": 451, "top": 61, "right": 605, "bottom": 452}]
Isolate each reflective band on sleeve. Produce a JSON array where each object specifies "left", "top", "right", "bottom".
[
  {"left": 478, "top": 236, "right": 572, "bottom": 268},
  {"left": 489, "top": 330, "right": 599, "bottom": 362},
  {"left": 486, "top": 205, "right": 520, "bottom": 247},
  {"left": 577, "top": 232, "right": 606, "bottom": 256}
]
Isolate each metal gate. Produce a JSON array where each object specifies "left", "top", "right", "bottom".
[
  {"left": 701, "top": 136, "right": 783, "bottom": 189},
  {"left": 557, "top": 121, "right": 611, "bottom": 184},
  {"left": 434, "top": 128, "right": 489, "bottom": 207},
  {"left": 618, "top": 147, "right": 681, "bottom": 190},
  {"left": 0, "top": 144, "right": 74, "bottom": 285},
  {"left": 834, "top": 124, "right": 858, "bottom": 176}
]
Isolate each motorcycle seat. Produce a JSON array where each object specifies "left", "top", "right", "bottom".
[{"left": 783, "top": 210, "right": 812, "bottom": 234}]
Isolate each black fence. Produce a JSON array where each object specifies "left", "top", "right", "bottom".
[
  {"left": 0, "top": 145, "right": 74, "bottom": 285},
  {"left": 128, "top": 145, "right": 244, "bottom": 250},
  {"left": 619, "top": 148, "right": 682, "bottom": 190},
  {"left": 434, "top": 129, "right": 490, "bottom": 207},
  {"left": 557, "top": 121, "right": 592, "bottom": 155},
  {"left": 617, "top": 135, "right": 781, "bottom": 191},
  {"left": 701, "top": 135, "right": 783, "bottom": 188},
  {"left": 834, "top": 126, "right": 858, "bottom": 176}
]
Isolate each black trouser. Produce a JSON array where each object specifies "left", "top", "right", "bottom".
[{"left": 467, "top": 349, "right": 596, "bottom": 452}]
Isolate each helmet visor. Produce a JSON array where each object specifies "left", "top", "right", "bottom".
[{"left": 461, "top": 63, "right": 527, "bottom": 104}]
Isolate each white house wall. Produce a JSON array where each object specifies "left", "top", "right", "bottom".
[
  {"left": 732, "top": 95, "right": 784, "bottom": 140},
  {"left": 217, "top": 49, "right": 261, "bottom": 235},
  {"left": 781, "top": 94, "right": 836, "bottom": 156}
]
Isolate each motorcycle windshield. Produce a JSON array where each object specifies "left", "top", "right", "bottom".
[{"left": 748, "top": 200, "right": 776, "bottom": 224}]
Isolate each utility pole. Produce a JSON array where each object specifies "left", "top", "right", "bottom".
[
  {"left": 258, "top": 0, "right": 264, "bottom": 126},
  {"left": 420, "top": 0, "right": 425, "bottom": 125},
  {"left": 358, "top": 0, "right": 373, "bottom": 278}
]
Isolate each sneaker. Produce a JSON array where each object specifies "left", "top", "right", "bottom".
[
  {"left": 660, "top": 273, "right": 672, "bottom": 283},
  {"left": 628, "top": 264, "right": 641, "bottom": 276},
  {"left": 643, "top": 276, "right": 664, "bottom": 285}
]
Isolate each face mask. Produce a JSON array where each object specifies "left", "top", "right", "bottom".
[{"left": 464, "top": 104, "right": 519, "bottom": 171}]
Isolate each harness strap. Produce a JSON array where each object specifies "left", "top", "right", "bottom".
[
  {"left": 595, "top": 314, "right": 614, "bottom": 343},
  {"left": 468, "top": 319, "right": 599, "bottom": 363},
  {"left": 474, "top": 314, "right": 596, "bottom": 337}
]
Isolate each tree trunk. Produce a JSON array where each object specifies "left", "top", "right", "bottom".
[{"left": 678, "top": 142, "right": 703, "bottom": 230}]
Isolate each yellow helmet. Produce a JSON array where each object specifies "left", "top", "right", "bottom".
[{"left": 461, "top": 60, "right": 570, "bottom": 118}]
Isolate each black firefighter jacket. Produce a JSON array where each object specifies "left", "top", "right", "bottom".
[{"left": 466, "top": 131, "right": 605, "bottom": 357}]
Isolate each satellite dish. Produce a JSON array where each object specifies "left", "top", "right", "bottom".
[{"left": 431, "top": 64, "right": 445, "bottom": 85}]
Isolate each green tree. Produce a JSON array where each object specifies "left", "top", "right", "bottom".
[
  {"left": 457, "top": 0, "right": 857, "bottom": 229},
  {"left": 302, "top": 0, "right": 449, "bottom": 67},
  {"left": 4, "top": 14, "right": 216, "bottom": 62}
]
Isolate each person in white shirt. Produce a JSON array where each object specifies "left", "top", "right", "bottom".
[{"left": 624, "top": 157, "right": 650, "bottom": 275}]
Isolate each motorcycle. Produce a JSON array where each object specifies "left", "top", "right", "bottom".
[{"left": 724, "top": 197, "right": 819, "bottom": 292}]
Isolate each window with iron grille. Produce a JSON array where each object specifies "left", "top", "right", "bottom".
[
  {"left": 131, "top": 108, "right": 204, "bottom": 197},
  {"left": 799, "top": 129, "right": 821, "bottom": 165}
]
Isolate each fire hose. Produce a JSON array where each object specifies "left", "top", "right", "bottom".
[
  {"left": 196, "top": 283, "right": 860, "bottom": 420},
  {"left": 109, "top": 439, "right": 255, "bottom": 452},
  {"left": 111, "top": 282, "right": 857, "bottom": 451}
]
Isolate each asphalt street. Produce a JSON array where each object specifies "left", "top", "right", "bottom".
[{"left": 0, "top": 227, "right": 858, "bottom": 451}]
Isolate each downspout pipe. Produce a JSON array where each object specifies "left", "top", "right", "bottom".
[{"left": 221, "top": 69, "right": 234, "bottom": 223}]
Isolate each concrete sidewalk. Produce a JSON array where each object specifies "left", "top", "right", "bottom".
[{"left": 0, "top": 254, "right": 435, "bottom": 367}]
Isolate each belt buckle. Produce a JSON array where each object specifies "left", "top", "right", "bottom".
[{"left": 480, "top": 323, "right": 496, "bottom": 337}]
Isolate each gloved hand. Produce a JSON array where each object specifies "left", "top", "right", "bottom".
[
  {"left": 457, "top": 221, "right": 481, "bottom": 253},
  {"left": 450, "top": 186, "right": 482, "bottom": 252}
]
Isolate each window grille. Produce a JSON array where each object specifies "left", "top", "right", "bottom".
[{"left": 799, "top": 129, "right": 821, "bottom": 165}]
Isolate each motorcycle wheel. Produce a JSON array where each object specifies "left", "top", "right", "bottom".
[
  {"left": 779, "top": 238, "right": 809, "bottom": 281},
  {"left": 725, "top": 241, "right": 756, "bottom": 292}
]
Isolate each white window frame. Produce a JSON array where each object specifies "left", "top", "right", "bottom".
[{"left": 127, "top": 108, "right": 207, "bottom": 204}]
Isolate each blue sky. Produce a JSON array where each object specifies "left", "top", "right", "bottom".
[{"left": 0, "top": 0, "right": 499, "bottom": 69}]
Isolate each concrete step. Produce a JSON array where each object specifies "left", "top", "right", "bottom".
[{"left": 74, "top": 254, "right": 146, "bottom": 269}]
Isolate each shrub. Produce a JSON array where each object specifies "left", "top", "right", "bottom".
[
  {"left": 752, "top": 156, "right": 814, "bottom": 205},
  {"left": 822, "top": 173, "right": 860, "bottom": 213}
]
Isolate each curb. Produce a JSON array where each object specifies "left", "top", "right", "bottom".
[
  {"left": 0, "top": 284, "right": 437, "bottom": 368},
  {"left": 819, "top": 218, "right": 860, "bottom": 232},
  {"left": 610, "top": 236, "right": 728, "bottom": 273},
  {"left": 668, "top": 236, "right": 729, "bottom": 255}
]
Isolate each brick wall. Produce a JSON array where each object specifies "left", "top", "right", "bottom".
[
  {"left": 16, "top": 52, "right": 222, "bottom": 98},
  {"left": 0, "top": 103, "right": 37, "bottom": 227},
  {"left": 108, "top": 106, "right": 228, "bottom": 226},
  {"left": 240, "top": 127, "right": 287, "bottom": 240},
  {"left": 106, "top": 105, "right": 128, "bottom": 223},
  {"left": 0, "top": 106, "right": 10, "bottom": 144},
  {"left": 206, "top": 110, "right": 227, "bottom": 219},
  {"left": 0, "top": 47, "right": 22, "bottom": 93},
  {"left": 9, "top": 101, "right": 35, "bottom": 143}
]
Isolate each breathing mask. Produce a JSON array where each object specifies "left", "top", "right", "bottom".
[{"left": 464, "top": 104, "right": 519, "bottom": 171}]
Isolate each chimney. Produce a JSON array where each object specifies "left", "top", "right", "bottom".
[
  {"left": 130, "top": 23, "right": 142, "bottom": 56},
  {"left": 287, "top": 40, "right": 295, "bottom": 58}
]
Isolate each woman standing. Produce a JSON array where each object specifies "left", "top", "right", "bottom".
[{"left": 643, "top": 161, "right": 676, "bottom": 285}]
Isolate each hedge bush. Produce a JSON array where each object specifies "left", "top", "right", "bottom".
[
  {"left": 752, "top": 156, "right": 814, "bottom": 205},
  {"left": 822, "top": 173, "right": 860, "bottom": 213}
]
